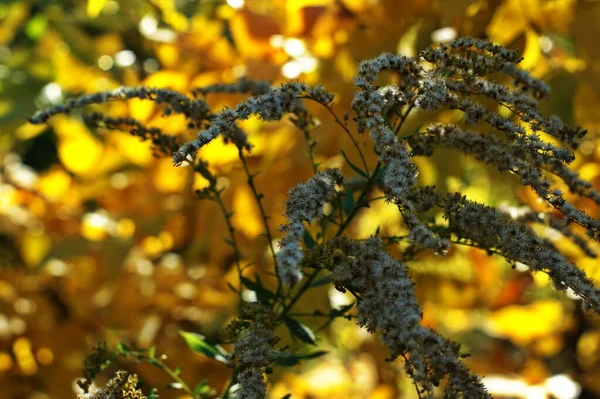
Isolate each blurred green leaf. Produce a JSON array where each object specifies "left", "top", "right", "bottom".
[
  {"left": 24, "top": 14, "right": 48, "bottom": 40},
  {"left": 240, "top": 274, "right": 275, "bottom": 303},
  {"left": 303, "top": 228, "right": 316, "bottom": 249},
  {"left": 284, "top": 318, "right": 317, "bottom": 345},
  {"left": 179, "top": 331, "right": 229, "bottom": 364},
  {"left": 274, "top": 350, "right": 328, "bottom": 366}
]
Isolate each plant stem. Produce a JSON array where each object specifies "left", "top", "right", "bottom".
[
  {"left": 213, "top": 191, "right": 243, "bottom": 299},
  {"left": 130, "top": 350, "right": 195, "bottom": 398},
  {"left": 277, "top": 269, "right": 322, "bottom": 319},
  {"left": 220, "top": 370, "right": 238, "bottom": 399},
  {"left": 237, "top": 148, "right": 280, "bottom": 292},
  {"left": 395, "top": 103, "right": 415, "bottom": 136},
  {"left": 301, "top": 96, "right": 370, "bottom": 175},
  {"left": 335, "top": 162, "right": 382, "bottom": 237}
]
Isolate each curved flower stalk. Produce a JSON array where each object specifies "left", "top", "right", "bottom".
[
  {"left": 507, "top": 208, "right": 597, "bottom": 259},
  {"left": 172, "top": 83, "right": 335, "bottom": 165},
  {"left": 408, "top": 124, "right": 600, "bottom": 240},
  {"left": 352, "top": 52, "right": 449, "bottom": 253},
  {"left": 319, "top": 236, "right": 490, "bottom": 398},
  {"left": 408, "top": 187, "right": 600, "bottom": 314},
  {"left": 192, "top": 77, "right": 272, "bottom": 97},
  {"left": 30, "top": 86, "right": 211, "bottom": 128}
]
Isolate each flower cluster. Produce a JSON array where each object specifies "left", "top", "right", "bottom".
[
  {"left": 408, "top": 188, "right": 600, "bottom": 314},
  {"left": 172, "top": 82, "right": 335, "bottom": 165},
  {"left": 277, "top": 169, "right": 344, "bottom": 286},
  {"left": 352, "top": 52, "right": 448, "bottom": 252},
  {"left": 78, "top": 371, "right": 146, "bottom": 399},
  {"left": 420, "top": 37, "right": 523, "bottom": 78},
  {"left": 83, "top": 113, "right": 180, "bottom": 156},
  {"left": 30, "top": 86, "right": 211, "bottom": 128},
  {"left": 78, "top": 342, "right": 118, "bottom": 394},
  {"left": 192, "top": 77, "right": 272, "bottom": 97},
  {"left": 321, "top": 236, "right": 490, "bottom": 398},
  {"left": 508, "top": 208, "right": 598, "bottom": 258},
  {"left": 226, "top": 304, "right": 279, "bottom": 399},
  {"left": 408, "top": 124, "right": 600, "bottom": 241}
]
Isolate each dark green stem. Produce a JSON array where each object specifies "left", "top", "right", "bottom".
[{"left": 237, "top": 148, "right": 280, "bottom": 293}]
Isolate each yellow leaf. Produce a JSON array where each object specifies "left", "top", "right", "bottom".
[
  {"left": 87, "top": 0, "right": 109, "bottom": 18},
  {"left": 519, "top": 29, "right": 549, "bottom": 78},
  {"left": 144, "top": 71, "right": 189, "bottom": 91},
  {"left": 200, "top": 138, "right": 240, "bottom": 168},
  {"left": 37, "top": 168, "right": 72, "bottom": 202},
  {"left": 21, "top": 229, "right": 51, "bottom": 267},
  {"left": 52, "top": 116, "right": 104, "bottom": 176},
  {"left": 285, "top": 0, "right": 332, "bottom": 35},
  {"left": 232, "top": 185, "right": 263, "bottom": 238},
  {"left": 153, "top": 158, "right": 188, "bottom": 193},
  {"left": 129, "top": 99, "right": 155, "bottom": 123},
  {"left": 107, "top": 132, "right": 154, "bottom": 167},
  {"left": 156, "top": 44, "right": 180, "bottom": 69},
  {"left": 15, "top": 123, "right": 46, "bottom": 141},
  {"left": 150, "top": 0, "right": 189, "bottom": 32},
  {"left": 0, "top": 3, "right": 29, "bottom": 46},
  {"left": 413, "top": 157, "right": 437, "bottom": 186},
  {"left": 488, "top": 300, "right": 565, "bottom": 345},
  {"left": 229, "top": 11, "right": 278, "bottom": 59},
  {"left": 486, "top": 0, "right": 529, "bottom": 45},
  {"left": 192, "top": 172, "right": 211, "bottom": 192}
]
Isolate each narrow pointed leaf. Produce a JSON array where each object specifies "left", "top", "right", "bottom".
[
  {"left": 341, "top": 188, "right": 355, "bottom": 215},
  {"left": 240, "top": 275, "right": 275, "bottom": 303},
  {"left": 340, "top": 150, "right": 367, "bottom": 177},
  {"left": 179, "top": 331, "right": 229, "bottom": 364},
  {"left": 303, "top": 228, "right": 316, "bottom": 249},
  {"left": 284, "top": 318, "right": 317, "bottom": 345},
  {"left": 275, "top": 350, "right": 329, "bottom": 366},
  {"left": 309, "top": 275, "right": 331, "bottom": 287}
]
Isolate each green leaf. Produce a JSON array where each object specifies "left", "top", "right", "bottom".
[
  {"left": 284, "top": 318, "right": 317, "bottom": 345},
  {"left": 303, "top": 228, "right": 316, "bottom": 249},
  {"left": 341, "top": 188, "right": 355, "bottom": 215},
  {"left": 148, "top": 345, "right": 156, "bottom": 359},
  {"left": 309, "top": 275, "right": 331, "bottom": 287},
  {"left": 25, "top": 14, "right": 48, "bottom": 41},
  {"left": 340, "top": 150, "right": 367, "bottom": 177},
  {"left": 331, "top": 303, "right": 355, "bottom": 317},
  {"left": 240, "top": 274, "right": 275, "bottom": 303},
  {"left": 193, "top": 381, "right": 213, "bottom": 397},
  {"left": 274, "top": 350, "right": 328, "bottom": 366},
  {"left": 373, "top": 164, "right": 388, "bottom": 182},
  {"left": 117, "top": 342, "right": 132, "bottom": 355},
  {"left": 179, "top": 331, "right": 229, "bottom": 364}
]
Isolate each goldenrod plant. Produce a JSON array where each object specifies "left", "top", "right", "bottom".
[{"left": 30, "top": 38, "right": 600, "bottom": 398}]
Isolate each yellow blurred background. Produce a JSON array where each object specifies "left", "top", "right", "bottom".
[{"left": 1, "top": 0, "right": 600, "bottom": 398}]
